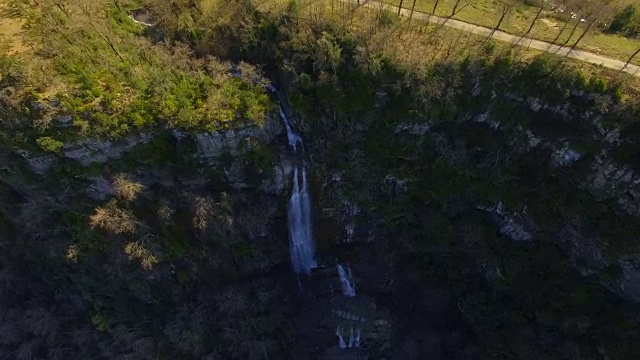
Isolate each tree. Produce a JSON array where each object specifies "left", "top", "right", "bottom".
[
  {"left": 432, "top": 0, "right": 441, "bottom": 15},
  {"left": 431, "top": 0, "right": 472, "bottom": 36},
  {"left": 609, "top": 5, "right": 640, "bottom": 36},
  {"left": 568, "top": 0, "right": 613, "bottom": 51},
  {"left": 516, "top": 0, "right": 548, "bottom": 47},
  {"left": 409, "top": 0, "right": 418, "bottom": 20},
  {"left": 488, "top": 0, "right": 521, "bottom": 40},
  {"left": 623, "top": 47, "right": 640, "bottom": 70},
  {"left": 398, "top": 0, "right": 404, "bottom": 16},
  {"left": 547, "top": 0, "right": 589, "bottom": 51},
  {"left": 449, "top": 0, "right": 472, "bottom": 19}
]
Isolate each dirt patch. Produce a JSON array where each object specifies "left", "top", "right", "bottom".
[{"left": 540, "top": 18, "right": 559, "bottom": 29}]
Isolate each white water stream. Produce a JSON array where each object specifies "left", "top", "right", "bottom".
[
  {"left": 278, "top": 103, "right": 361, "bottom": 350},
  {"left": 279, "top": 107, "right": 316, "bottom": 275}
]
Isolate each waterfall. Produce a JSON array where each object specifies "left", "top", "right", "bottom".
[
  {"left": 277, "top": 101, "right": 361, "bottom": 351},
  {"left": 337, "top": 264, "right": 356, "bottom": 297},
  {"left": 336, "top": 327, "right": 347, "bottom": 349},
  {"left": 335, "top": 326, "right": 360, "bottom": 349},
  {"left": 287, "top": 168, "right": 316, "bottom": 274},
  {"left": 279, "top": 106, "right": 316, "bottom": 274},
  {"left": 280, "top": 106, "right": 303, "bottom": 152}
]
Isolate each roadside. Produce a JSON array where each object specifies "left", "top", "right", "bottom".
[
  {"left": 358, "top": 0, "right": 640, "bottom": 77},
  {"left": 383, "top": 0, "right": 640, "bottom": 67}
]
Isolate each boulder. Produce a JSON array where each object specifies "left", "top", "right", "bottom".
[{"left": 558, "top": 223, "right": 608, "bottom": 276}]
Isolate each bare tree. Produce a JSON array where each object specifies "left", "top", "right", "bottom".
[
  {"left": 409, "top": 0, "right": 418, "bottom": 20},
  {"left": 449, "top": 0, "right": 472, "bottom": 19},
  {"left": 623, "top": 47, "right": 640, "bottom": 70},
  {"left": 432, "top": 0, "right": 442, "bottom": 15},
  {"left": 547, "top": 0, "right": 587, "bottom": 51},
  {"left": 516, "top": 0, "right": 548, "bottom": 47},
  {"left": 568, "top": 0, "right": 613, "bottom": 51},
  {"left": 430, "top": 0, "right": 472, "bottom": 37},
  {"left": 398, "top": 0, "right": 404, "bottom": 16},
  {"left": 488, "top": 0, "right": 521, "bottom": 40}
]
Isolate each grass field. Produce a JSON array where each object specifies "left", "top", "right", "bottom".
[{"left": 382, "top": 0, "right": 640, "bottom": 66}]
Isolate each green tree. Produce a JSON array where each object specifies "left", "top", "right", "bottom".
[
  {"left": 36, "top": 136, "right": 64, "bottom": 153},
  {"left": 609, "top": 5, "right": 640, "bottom": 36}
]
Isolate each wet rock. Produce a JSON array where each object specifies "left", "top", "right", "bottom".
[
  {"left": 394, "top": 123, "right": 432, "bottom": 136},
  {"left": 54, "top": 115, "right": 74, "bottom": 127},
  {"left": 472, "top": 111, "right": 500, "bottom": 129},
  {"left": 527, "top": 97, "right": 543, "bottom": 112},
  {"left": 619, "top": 261, "right": 640, "bottom": 303},
  {"left": 375, "top": 90, "right": 388, "bottom": 108},
  {"left": 171, "top": 129, "right": 188, "bottom": 141},
  {"left": 224, "top": 161, "right": 250, "bottom": 190},
  {"left": 86, "top": 176, "right": 114, "bottom": 201},
  {"left": 17, "top": 151, "right": 57, "bottom": 175},
  {"left": 478, "top": 202, "right": 536, "bottom": 242},
  {"left": 383, "top": 174, "right": 412, "bottom": 197},
  {"left": 551, "top": 143, "right": 582, "bottom": 167},
  {"left": 525, "top": 130, "right": 542, "bottom": 150},
  {"left": 471, "top": 82, "right": 482, "bottom": 97},
  {"left": 587, "top": 159, "right": 640, "bottom": 216},
  {"left": 341, "top": 201, "right": 360, "bottom": 243},
  {"left": 261, "top": 157, "right": 294, "bottom": 196},
  {"left": 558, "top": 223, "right": 608, "bottom": 276}
]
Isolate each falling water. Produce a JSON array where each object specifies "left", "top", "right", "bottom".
[
  {"left": 279, "top": 106, "right": 316, "bottom": 275},
  {"left": 336, "top": 327, "right": 347, "bottom": 349},
  {"left": 337, "top": 264, "right": 356, "bottom": 297},
  {"left": 277, "top": 101, "right": 361, "bottom": 351},
  {"left": 280, "top": 106, "right": 303, "bottom": 152},
  {"left": 287, "top": 168, "right": 316, "bottom": 274},
  {"left": 336, "top": 326, "right": 360, "bottom": 349}
]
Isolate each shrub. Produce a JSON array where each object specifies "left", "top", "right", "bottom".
[
  {"left": 378, "top": 10, "right": 398, "bottom": 28},
  {"left": 89, "top": 200, "right": 137, "bottom": 234},
  {"left": 588, "top": 76, "right": 607, "bottom": 93},
  {"left": 112, "top": 174, "right": 145, "bottom": 201},
  {"left": 573, "top": 70, "right": 588, "bottom": 89},
  {"left": 124, "top": 239, "right": 159, "bottom": 270},
  {"left": 484, "top": 41, "right": 496, "bottom": 55},
  {"left": 36, "top": 136, "right": 64, "bottom": 153}
]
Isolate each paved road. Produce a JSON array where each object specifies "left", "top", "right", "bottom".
[{"left": 354, "top": 0, "right": 640, "bottom": 77}]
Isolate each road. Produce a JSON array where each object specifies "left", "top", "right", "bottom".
[{"left": 354, "top": 0, "right": 640, "bottom": 77}]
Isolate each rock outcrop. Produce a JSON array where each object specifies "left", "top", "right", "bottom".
[
  {"left": 194, "top": 115, "right": 284, "bottom": 165},
  {"left": 62, "top": 133, "right": 152, "bottom": 166}
]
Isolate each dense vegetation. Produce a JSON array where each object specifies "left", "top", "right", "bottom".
[
  {"left": 609, "top": 5, "right": 640, "bottom": 37},
  {"left": 1, "top": 0, "right": 640, "bottom": 359}
]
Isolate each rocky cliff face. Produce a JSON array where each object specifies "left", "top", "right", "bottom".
[
  {"left": 6, "top": 84, "right": 640, "bottom": 359},
  {"left": 298, "top": 83, "right": 640, "bottom": 359}
]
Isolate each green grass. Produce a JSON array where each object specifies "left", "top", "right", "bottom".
[{"left": 384, "top": 0, "right": 640, "bottom": 65}]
